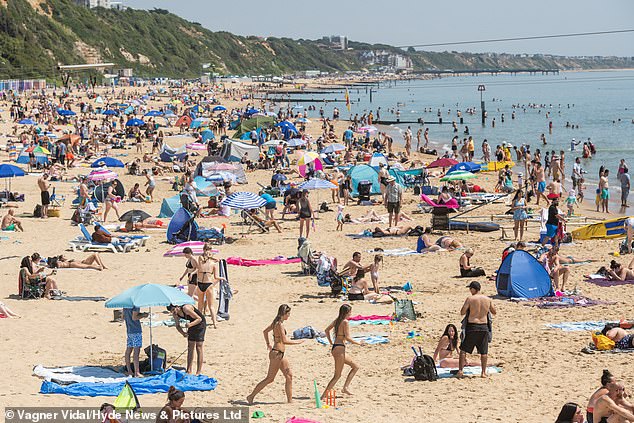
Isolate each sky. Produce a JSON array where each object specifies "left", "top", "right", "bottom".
[{"left": 123, "top": 0, "right": 634, "bottom": 57}]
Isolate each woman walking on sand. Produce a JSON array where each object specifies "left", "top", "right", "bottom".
[
  {"left": 247, "top": 305, "right": 304, "bottom": 404},
  {"left": 322, "top": 304, "right": 362, "bottom": 399}
]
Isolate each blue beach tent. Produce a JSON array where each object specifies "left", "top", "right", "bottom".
[
  {"left": 347, "top": 165, "right": 380, "bottom": 197},
  {"left": 167, "top": 208, "right": 198, "bottom": 244},
  {"left": 158, "top": 194, "right": 181, "bottom": 218},
  {"left": 496, "top": 250, "right": 553, "bottom": 298}
]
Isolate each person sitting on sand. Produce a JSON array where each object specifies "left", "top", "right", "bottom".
[
  {"left": 607, "top": 259, "right": 634, "bottom": 281},
  {"left": 433, "top": 324, "right": 476, "bottom": 368},
  {"left": 417, "top": 227, "right": 442, "bottom": 253},
  {"left": 1, "top": 209, "right": 23, "bottom": 232},
  {"left": 247, "top": 304, "right": 304, "bottom": 405},
  {"left": 459, "top": 248, "right": 486, "bottom": 277},
  {"left": 128, "top": 183, "right": 145, "bottom": 202},
  {"left": 592, "top": 381, "right": 634, "bottom": 423},
  {"left": 0, "top": 301, "right": 20, "bottom": 318},
  {"left": 371, "top": 225, "right": 413, "bottom": 237},
  {"left": 47, "top": 253, "right": 107, "bottom": 271},
  {"left": 603, "top": 324, "right": 634, "bottom": 350},
  {"left": 435, "top": 235, "right": 463, "bottom": 251},
  {"left": 20, "top": 253, "right": 60, "bottom": 299},
  {"left": 543, "top": 246, "right": 570, "bottom": 292},
  {"left": 322, "top": 304, "right": 362, "bottom": 399},
  {"left": 587, "top": 369, "right": 615, "bottom": 423},
  {"left": 555, "top": 403, "right": 584, "bottom": 423},
  {"left": 156, "top": 386, "right": 188, "bottom": 423},
  {"left": 347, "top": 271, "right": 393, "bottom": 304}
]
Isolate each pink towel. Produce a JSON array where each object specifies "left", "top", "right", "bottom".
[
  {"left": 286, "top": 418, "right": 321, "bottom": 423},
  {"left": 420, "top": 193, "right": 459, "bottom": 209},
  {"left": 348, "top": 314, "right": 393, "bottom": 321},
  {"left": 226, "top": 257, "right": 301, "bottom": 267}
]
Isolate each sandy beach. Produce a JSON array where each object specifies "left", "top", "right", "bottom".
[{"left": 1, "top": 81, "right": 633, "bottom": 423}]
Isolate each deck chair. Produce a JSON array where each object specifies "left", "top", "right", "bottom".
[
  {"left": 50, "top": 187, "right": 65, "bottom": 208},
  {"left": 94, "top": 222, "right": 150, "bottom": 247},
  {"left": 242, "top": 210, "right": 268, "bottom": 233},
  {"left": 69, "top": 224, "right": 127, "bottom": 253},
  {"left": 18, "top": 268, "right": 45, "bottom": 299}
]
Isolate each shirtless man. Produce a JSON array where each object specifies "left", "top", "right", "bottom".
[
  {"left": 37, "top": 173, "right": 51, "bottom": 219},
  {"left": 593, "top": 381, "right": 634, "bottom": 423},
  {"left": 458, "top": 281, "right": 496, "bottom": 378},
  {"left": 600, "top": 169, "right": 610, "bottom": 213},
  {"left": 546, "top": 179, "right": 562, "bottom": 199},
  {"left": 1, "top": 209, "right": 23, "bottom": 231},
  {"left": 341, "top": 252, "right": 371, "bottom": 280},
  {"left": 79, "top": 177, "right": 90, "bottom": 202},
  {"left": 535, "top": 162, "right": 549, "bottom": 205}
]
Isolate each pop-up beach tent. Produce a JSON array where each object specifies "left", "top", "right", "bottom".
[
  {"left": 219, "top": 139, "right": 259, "bottom": 163},
  {"left": 347, "top": 164, "right": 380, "bottom": 197},
  {"left": 158, "top": 194, "right": 181, "bottom": 218},
  {"left": 496, "top": 250, "right": 553, "bottom": 298}
]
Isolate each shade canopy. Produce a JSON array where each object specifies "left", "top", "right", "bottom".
[
  {"left": 105, "top": 283, "right": 194, "bottom": 309},
  {"left": 119, "top": 210, "right": 151, "bottom": 223},
  {"left": 0, "top": 164, "right": 25, "bottom": 178},
  {"left": 298, "top": 178, "right": 337, "bottom": 190}
]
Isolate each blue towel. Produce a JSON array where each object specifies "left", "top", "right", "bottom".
[
  {"left": 349, "top": 320, "right": 390, "bottom": 326},
  {"left": 40, "top": 369, "right": 217, "bottom": 396},
  {"left": 545, "top": 321, "right": 610, "bottom": 332}
]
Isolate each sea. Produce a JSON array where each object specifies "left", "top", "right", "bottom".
[{"left": 281, "top": 70, "right": 634, "bottom": 188}]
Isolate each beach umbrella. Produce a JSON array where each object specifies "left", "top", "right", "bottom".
[
  {"left": 125, "top": 118, "right": 145, "bottom": 127},
  {"left": 206, "top": 163, "right": 236, "bottom": 171},
  {"left": 427, "top": 158, "right": 459, "bottom": 169},
  {"left": 57, "top": 109, "right": 76, "bottom": 117},
  {"left": 95, "top": 96, "right": 104, "bottom": 104},
  {"left": 91, "top": 157, "right": 125, "bottom": 168},
  {"left": 356, "top": 125, "right": 377, "bottom": 133},
  {"left": 212, "top": 105, "right": 226, "bottom": 112},
  {"left": 190, "top": 118, "right": 209, "bottom": 129},
  {"left": 18, "top": 118, "right": 36, "bottom": 125},
  {"left": 244, "top": 108, "right": 260, "bottom": 117},
  {"left": 287, "top": 138, "right": 306, "bottom": 148},
  {"left": 102, "top": 109, "right": 118, "bottom": 116},
  {"left": 440, "top": 171, "right": 477, "bottom": 182},
  {"left": 163, "top": 241, "right": 218, "bottom": 257},
  {"left": 297, "top": 152, "right": 320, "bottom": 166},
  {"left": 221, "top": 192, "right": 266, "bottom": 210},
  {"left": 276, "top": 121, "right": 298, "bottom": 139},
  {"left": 119, "top": 210, "right": 151, "bottom": 223},
  {"left": 272, "top": 173, "right": 287, "bottom": 183},
  {"left": 124, "top": 106, "right": 135, "bottom": 115},
  {"left": 87, "top": 168, "right": 118, "bottom": 182},
  {"left": 200, "top": 129, "right": 214, "bottom": 142},
  {"left": 105, "top": 283, "right": 195, "bottom": 372},
  {"left": 263, "top": 139, "right": 286, "bottom": 147},
  {"left": 0, "top": 164, "right": 25, "bottom": 191},
  {"left": 298, "top": 178, "right": 336, "bottom": 190},
  {"left": 186, "top": 143, "right": 207, "bottom": 151},
  {"left": 295, "top": 118, "right": 310, "bottom": 123},
  {"left": 26, "top": 145, "right": 51, "bottom": 155},
  {"left": 59, "top": 134, "right": 81, "bottom": 145},
  {"left": 144, "top": 110, "right": 164, "bottom": 117},
  {"left": 321, "top": 143, "right": 346, "bottom": 154}
]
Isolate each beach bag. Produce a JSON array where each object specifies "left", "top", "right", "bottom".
[
  {"left": 292, "top": 326, "right": 318, "bottom": 340},
  {"left": 412, "top": 347, "right": 438, "bottom": 381},
  {"left": 33, "top": 204, "right": 43, "bottom": 218},
  {"left": 395, "top": 299, "right": 416, "bottom": 321},
  {"left": 592, "top": 332, "right": 615, "bottom": 351}
]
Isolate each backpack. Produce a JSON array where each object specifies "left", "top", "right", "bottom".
[
  {"left": 412, "top": 347, "right": 438, "bottom": 381},
  {"left": 33, "top": 204, "right": 43, "bottom": 218}
]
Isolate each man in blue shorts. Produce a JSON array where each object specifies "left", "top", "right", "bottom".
[
  {"left": 543, "top": 198, "right": 567, "bottom": 246},
  {"left": 124, "top": 307, "right": 143, "bottom": 377}
]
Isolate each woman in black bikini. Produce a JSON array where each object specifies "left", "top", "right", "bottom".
[
  {"left": 322, "top": 304, "right": 362, "bottom": 399},
  {"left": 178, "top": 247, "right": 198, "bottom": 297},
  {"left": 196, "top": 245, "right": 225, "bottom": 328},
  {"left": 297, "top": 189, "right": 313, "bottom": 239},
  {"left": 167, "top": 303, "right": 206, "bottom": 375},
  {"left": 247, "top": 304, "right": 304, "bottom": 404}
]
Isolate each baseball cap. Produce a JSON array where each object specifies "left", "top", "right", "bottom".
[{"left": 466, "top": 281, "right": 481, "bottom": 291}]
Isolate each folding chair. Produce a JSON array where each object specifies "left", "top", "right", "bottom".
[{"left": 18, "top": 268, "right": 45, "bottom": 300}]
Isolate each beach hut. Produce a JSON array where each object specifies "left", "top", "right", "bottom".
[
  {"left": 496, "top": 250, "right": 553, "bottom": 298},
  {"left": 158, "top": 194, "right": 182, "bottom": 218},
  {"left": 347, "top": 164, "right": 380, "bottom": 197},
  {"left": 219, "top": 139, "right": 259, "bottom": 163}
]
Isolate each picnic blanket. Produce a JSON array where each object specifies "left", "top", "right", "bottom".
[
  {"left": 40, "top": 369, "right": 217, "bottom": 396},
  {"left": 437, "top": 366, "right": 503, "bottom": 378},
  {"left": 316, "top": 335, "right": 389, "bottom": 345},
  {"left": 51, "top": 296, "right": 107, "bottom": 302},
  {"left": 510, "top": 295, "right": 615, "bottom": 309},
  {"left": 226, "top": 256, "right": 301, "bottom": 267},
  {"left": 545, "top": 321, "right": 610, "bottom": 332},
  {"left": 34, "top": 365, "right": 127, "bottom": 385}
]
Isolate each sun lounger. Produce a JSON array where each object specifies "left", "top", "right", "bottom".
[
  {"left": 68, "top": 224, "right": 135, "bottom": 253},
  {"left": 95, "top": 222, "right": 150, "bottom": 246}
]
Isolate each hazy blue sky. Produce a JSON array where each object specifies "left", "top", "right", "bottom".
[{"left": 124, "top": 0, "right": 634, "bottom": 57}]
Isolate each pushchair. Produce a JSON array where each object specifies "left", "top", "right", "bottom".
[{"left": 357, "top": 180, "right": 372, "bottom": 203}]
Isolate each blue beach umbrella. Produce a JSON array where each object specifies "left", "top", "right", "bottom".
[
  {"left": 200, "top": 129, "right": 214, "bottom": 142},
  {"left": 298, "top": 178, "right": 337, "bottom": 190},
  {"left": 105, "top": 283, "right": 194, "bottom": 371},
  {"left": 212, "top": 105, "right": 227, "bottom": 112},
  {"left": 91, "top": 157, "right": 125, "bottom": 168},
  {"left": 18, "top": 118, "right": 36, "bottom": 125},
  {"left": 57, "top": 109, "right": 76, "bottom": 117},
  {"left": 0, "top": 164, "right": 25, "bottom": 191},
  {"left": 125, "top": 118, "right": 146, "bottom": 127},
  {"left": 144, "top": 110, "right": 164, "bottom": 117},
  {"left": 102, "top": 109, "right": 118, "bottom": 116}
]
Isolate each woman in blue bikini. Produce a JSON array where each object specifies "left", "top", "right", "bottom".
[
  {"left": 247, "top": 304, "right": 304, "bottom": 404},
  {"left": 322, "top": 304, "right": 363, "bottom": 399}
]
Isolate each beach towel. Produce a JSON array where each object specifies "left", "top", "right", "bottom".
[
  {"left": 366, "top": 248, "right": 423, "bottom": 257},
  {"left": 40, "top": 369, "right": 217, "bottom": 396},
  {"left": 584, "top": 275, "right": 634, "bottom": 287},
  {"left": 316, "top": 335, "right": 389, "bottom": 345},
  {"left": 34, "top": 365, "right": 128, "bottom": 385},
  {"left": 226, "top": 256, "right": 301, "bottom": 267},
  {"left": 51, "top": 296, "right": 107, "bottom": 302},
  {"left": 510, "top": 295, "right": 615, "bottom": 308},
  {"left": 347, "top": 231, "right": 373, "bottom": 239},
  {"left": 436, "top": 366, "right": 503, "bottom": 378},
  {"left": 286, "top": 418, "right": 322, "bottom": 423},
  {"left": 581, "top": 344, "right": 634, "bottom": 354},
  {"left": 545, "top": 321, "right": 610, "bottom": 332},
  {"left": 348, "top": 314, "right": 392, "bottom": 321},
  {"left": 349, "top": 319, "right": 390, "bottom": 326}
]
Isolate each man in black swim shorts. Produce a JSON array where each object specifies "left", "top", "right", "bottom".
[
  {"left": 38, "top": 173, "right": 51, "bottom": 219},
  {"left": 458, "top": 281, "right": 496, "bottom": 378}
]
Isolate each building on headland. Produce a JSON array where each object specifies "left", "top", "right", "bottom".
[
  {"left": 321, "top": 35, "right": 348, "bottom": 50},
  {"left": 358, "top": 50, "right": 413, "bottom": 72},
  {"left": 74, "top": 0, "right": 126, "bottom": 9}
]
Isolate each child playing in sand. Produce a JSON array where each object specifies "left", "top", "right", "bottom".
[
  {"left": 369, "top": 254, "right": 383, "bottom": 293},
  {"left": 565, "top": 189, "right": 578, "bottom": 217},
  {"left": 336, "top": 205, "right": 344, "bottom": 231}
]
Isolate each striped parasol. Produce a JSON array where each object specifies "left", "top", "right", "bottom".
[
  {"left": 220, "top": 192, "right": 266, "bottom": 210},
  {"left": 163, "top": 241, "right": 219, "bottom": 257},
  {"left": 298, "top": 178, "right": 337, "bottom": 190},
  {"left": 87, "top": 168, "right": 118, "bottom": 182}
]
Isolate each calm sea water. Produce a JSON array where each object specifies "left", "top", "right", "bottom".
[{"left": 287, "top": 70, "right": 634, "bottom": 186}]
